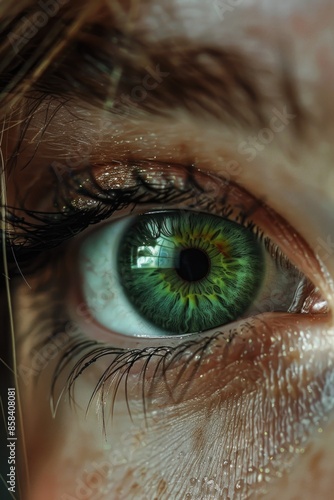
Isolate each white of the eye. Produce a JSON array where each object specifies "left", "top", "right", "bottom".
[{"left": 79, "top": 217, "right": 169, "bottom": 337}]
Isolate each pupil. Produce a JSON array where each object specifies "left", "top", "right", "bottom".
[{"left": 176, "top": 248, "right": 210, "bottom": 282}]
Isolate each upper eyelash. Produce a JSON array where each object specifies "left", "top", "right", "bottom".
[
  {"left": 2, "top": 170, "right": 190, "bottom": 270},
  {"left": 3, "top": 163, "right": 235, "bottom": 274}
]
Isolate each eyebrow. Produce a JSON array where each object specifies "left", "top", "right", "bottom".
[{"left": 0, "top": 5, "right": 305, "bottom": 135}]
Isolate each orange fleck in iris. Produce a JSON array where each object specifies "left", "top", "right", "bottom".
[{"left": 215, "top": 241, "right": 230, "bottom": 258}]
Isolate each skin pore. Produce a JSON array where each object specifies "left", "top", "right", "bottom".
[{"left": 2, "top": 0, "right": 334, "bottom": 498}]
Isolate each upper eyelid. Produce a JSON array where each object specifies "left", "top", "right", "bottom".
[
  {"left": 5, "top": 160, "right": 331, "bottom": 312},
  {"left": 3, "top": 157, "right": 253, "bottom": 250},
  {"left": 0, "top": 163, "right": 311, "bottom": 251},
  {"left": 2, "top": 162, "right": 212, "bottom": 264}
]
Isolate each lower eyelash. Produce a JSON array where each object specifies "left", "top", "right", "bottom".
[
  {"left": 44, "top": 313, "right": 260, "bottom": 429},
  {"left": 29, "top": 302, "right": 234, "bottom": 427},
  {"left": 49, "top": 329, "right": 211, "bottom": 419},
  {"left": 18, "top": 219, "right": 306, "bottom": 424}
]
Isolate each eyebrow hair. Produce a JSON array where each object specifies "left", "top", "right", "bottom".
[{"left": 0, "top": 2, "right": 304, "bottom": 134}]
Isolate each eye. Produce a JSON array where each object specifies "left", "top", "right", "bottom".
[{"left": 72, "top": 183, "right": 323, "bottom": 340}]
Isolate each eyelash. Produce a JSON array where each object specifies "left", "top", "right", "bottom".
[
  {"left": 52, "top": 331, "right": 218, "bottom": 423},
  {"left": 5, "top": 163, "right": 205, "bottom": 267},
  {"left": 6, "top": 162, "right": 309, "bottom": 419},
  {"left": 48, "top": 317, "right": 258, "bottom": 426}
]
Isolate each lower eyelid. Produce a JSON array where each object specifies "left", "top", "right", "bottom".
[
  {"left": 159, "top": 312, "right": 333, "bottom": 394},
  {"left": 52, "top": 312, "right": 332, "bottom": 413}
]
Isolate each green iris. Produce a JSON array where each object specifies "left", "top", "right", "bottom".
[{"left": 118, "top": 211, "right": 264, "bottom": 334}]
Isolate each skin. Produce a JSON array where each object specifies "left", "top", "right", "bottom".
[{"left": 5, "top": 0, "right": 334, "bottom": 498}]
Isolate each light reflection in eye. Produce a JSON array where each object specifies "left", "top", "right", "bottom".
[{"left": 75, "top": 206, "right": 318, "bottom": 339}]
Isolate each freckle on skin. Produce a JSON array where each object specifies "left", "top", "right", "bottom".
[
  {"left": 308, "top": 450, "right": 324, "bottom": 479},
  {"left": 130, "top": 482, "right": 140, "bottom": 494}
]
